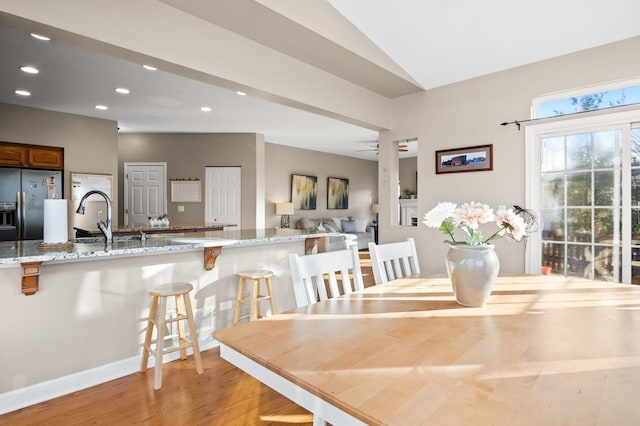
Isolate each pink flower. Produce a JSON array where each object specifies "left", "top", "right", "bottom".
[
  {"left": 452, "top": 202, "right": 494, "bottom": 230},
  {"left": 495, "top": 207, "right": 527, "bottom": 241}
]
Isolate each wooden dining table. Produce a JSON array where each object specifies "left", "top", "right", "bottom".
[{"left": 213, "top": 275, "right": 640, "bottom": 425}]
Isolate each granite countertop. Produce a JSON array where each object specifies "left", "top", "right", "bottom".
[
  {"left": 73, "top": 223, "right": 234, "bottom": 236},
  {"left": 0, "top": 228, "right": 335, "bottom": 266}
]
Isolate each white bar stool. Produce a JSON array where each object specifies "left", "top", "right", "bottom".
[
  {"left": 232, "top": 270, "right": 276, "bottom": 325},
  {"left": 141, "top": 283, "right": 203, "bottom": 389}
]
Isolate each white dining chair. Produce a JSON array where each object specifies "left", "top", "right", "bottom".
[
  {"left": 288, "top": 245, "right": 364, "bottom": 308},
  {"left": 368, "top": 237, "right": 420, "bottom": 284}
]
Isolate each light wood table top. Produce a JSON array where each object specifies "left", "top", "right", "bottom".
[{"left": 214, "top": 275, "right": 640, "bottom": 425}]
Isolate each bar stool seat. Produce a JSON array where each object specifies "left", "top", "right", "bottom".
[
  {"left": 233, "top": 270, "right": 276, "bottom": 325},
  {"left": 141, "top": 282, "right": 203, "bottom": 390}
]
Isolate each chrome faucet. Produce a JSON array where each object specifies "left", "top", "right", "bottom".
[{"left": 76, "top": 190, "right": 113, "bottom": 243}]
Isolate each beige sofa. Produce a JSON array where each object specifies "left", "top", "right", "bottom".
[{"left": 293, "top": 216, "right": 374, "bottom": 250}]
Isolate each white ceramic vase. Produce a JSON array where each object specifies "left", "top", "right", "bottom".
[{"left": 445, "top": 244, "right": 499, "bottom": 307}]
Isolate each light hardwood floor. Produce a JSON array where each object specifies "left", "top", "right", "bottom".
[{"left": 0, "top": 251, "right": 374, "bottom": 425}]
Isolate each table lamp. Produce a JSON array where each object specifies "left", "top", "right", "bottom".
[
  {"left": 276, "top": 202, "right": 294, "bottom": 228},
  {"left": 372, "top": 203, "right": 379, "bottom": 224}
]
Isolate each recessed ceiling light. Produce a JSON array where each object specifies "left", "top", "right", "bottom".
[
  {"left": 95, "top": 105, "right": 108, "bottom": 110},
  {"left": 15, "top": 90, "right": 31, "bottom": 97},
  {"left": 143, "top": 64, "right": 157, "bottom": 71},
  {"left": 20, "top": 66, "right": 39, "bottom": 74},
  {"left": 200, "top": 106, "right": 212, "bottom": 112},
  {"left": 30, "top": 33, "right": 50, "bottom": 41},
  {"left": 236, "top": 91, "right": 246, "bottom": 96},
  {"left": 115, "top": 88, "right": 130, "bottom": 94}
]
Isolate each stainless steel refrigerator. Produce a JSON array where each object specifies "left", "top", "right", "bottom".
[{"left": 0, "top": 168, "right": 63, "bottom": 241}]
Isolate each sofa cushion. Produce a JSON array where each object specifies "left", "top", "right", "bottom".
[
  {"left": 297, "top": 217, "right": 317, "bottom": 230},
  {"left": 341, "top": 219, "right": 358, "bottom": 233}
]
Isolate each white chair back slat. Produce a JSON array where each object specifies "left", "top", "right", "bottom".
[
  {"left": 289, "top": 245, "right": 364, "bottom": 308},
  {"left": 326, "top": 271, "right": 341, "bottom": 299},
  {"left": 368, "top": 238, "right": 421, "bottom": 285}
]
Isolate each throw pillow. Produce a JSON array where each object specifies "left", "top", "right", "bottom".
[
  {"left": 300, "top": 217, "right": 315, "bottom": 230},
  {"left": 341, "top": 220, "right": 358, "bottom": 233},
  {"left": 323, "top": 222, "right": 338, "bottom": 232},
  {"left": 331, "top": 217, "right": 347, "bottom": 232}
]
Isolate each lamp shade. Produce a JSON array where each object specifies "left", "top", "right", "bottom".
[
  {"left": 276, "top": 202, "right": 294, "bottom": 215},
  {"left": 372, "top": 203, "right": 380, "bottom": 214}
]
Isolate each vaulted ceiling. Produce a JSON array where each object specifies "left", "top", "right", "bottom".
[{"left": 1, "top": 0, "right": 639, "bottom": 160}]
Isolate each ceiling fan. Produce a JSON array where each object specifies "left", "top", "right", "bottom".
[{"left": 357, "top": 143, "right": 409, "bottom": 153}]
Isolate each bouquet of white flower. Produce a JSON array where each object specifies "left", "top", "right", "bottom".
[{"left": 423, "top": 201, "right": 527, "bottom": 246}]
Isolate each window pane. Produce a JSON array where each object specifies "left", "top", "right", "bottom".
[
  {"left": 593, "top": 246, "right": 616, "bottom": 282},
  {"left": 632, "top": 208, "right": 640, "bottom": 241},
  {"left": 541, "top": 137, "right": 565, "bottom": 172},
  {"left": 594, "top": 170, "right": 616, "bottom": 206},
  {"left": 541, "top": 208, "right": 564, "bottom": 241},
  {"left": 566, "top": 133, "right": 592, "bottom": 170},
  {"left": 566, "top": 172, "right": 591, "bottom": 206},
  {"left": 541, "top": 242, "right": 564, "bottom": 273},
  {"left": 536, "top": 84, "right": 640, "bottom": 119},
  {"left": 632, "top": 170, "right": 640, "bottom": 206},
  {"left": 594, "top": 208, "right": 616, "bottom": 243},
  {"left": 566, "top": 244, "right": 590, "bottom": 278},
  {"left": 567, "top": 208, "right": 592, "bottom": 242},
  {"left": 541, "top": 174, "right": 565, "bottom": 208},
  {"left": 633, "top": 128, "right": 640, "bottom": 166},
  {"left": 593, "top": 131, "right": 616, "bottom": 168},
  {"left": 632, "top": 247, "right": 640, "bottom": 284}
]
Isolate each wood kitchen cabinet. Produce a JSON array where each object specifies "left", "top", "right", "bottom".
[
  {"left": 0, "top": 142, "right": 27, "bottom": 166},
  {"left": 0, "top": 141, "right": 64, "bottom": 170}
]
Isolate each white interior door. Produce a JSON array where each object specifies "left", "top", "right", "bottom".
[
  {"left": 124, "top": 163, "right": 167, "bottom": 226},
  {"left": 205, "top": 167, "right": 241, "bottom": 229}
]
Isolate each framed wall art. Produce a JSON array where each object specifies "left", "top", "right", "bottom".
[
  {"left": 327, "top": 177, "right": 349, "bottom": 209},
  {"left": 291, "top": 174, "right": 317, "bottom": 210},
  {"left": 435, "top": 144, "right": 493, "bottom": 174}
]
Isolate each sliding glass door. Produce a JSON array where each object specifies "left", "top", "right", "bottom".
[{"left": 527, "top": 111, "right": 640, "bottom": 284}]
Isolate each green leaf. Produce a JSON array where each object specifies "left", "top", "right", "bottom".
[
  {"left": 466, "top": 230, "right": 484, "bottom": 245},
  {"left": 440, "top": 221, "right": 454, "bottom": 235}
]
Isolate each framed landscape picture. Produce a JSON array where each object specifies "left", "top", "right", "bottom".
[
  {"left": 327, "top": 177, "right": 349, "bottom": 209},
  {"left": 436, "top": 144, "right": 493, "bottom": 174},
  {"left": 291, "top": 174, "right": 317, "bottom": 210}
]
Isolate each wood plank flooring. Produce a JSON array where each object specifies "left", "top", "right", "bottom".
[{"left": 0, "top": 251, "right": 374, "bottom": 425}]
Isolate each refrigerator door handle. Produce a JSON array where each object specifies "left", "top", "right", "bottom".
[
  {"left": 19, "top": 191, "right": 26, "bottom": 239},
  {"left": 22, "top": 191, "right": 27, "bottom": 239},
  {"left": 16, "top": 191, "right": 22, "bottom": 239}
]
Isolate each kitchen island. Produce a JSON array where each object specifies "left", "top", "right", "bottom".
[{"left": 0, "top": 228, "right": 339, "bottom": 414}]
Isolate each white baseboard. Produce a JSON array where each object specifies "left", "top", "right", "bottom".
[{"left": 0, "top": 337, "right": 219, "bottom": 415}]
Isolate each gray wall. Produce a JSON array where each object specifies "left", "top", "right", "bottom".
[
  {"left": 399, "top": 157, "right": 417, "bottom": 197},
  {"left": 0, "top": 102, "right": 119, "bottom": 236},
  {"left": 266, "top": 144, "right": 378, "bottom": 227}
]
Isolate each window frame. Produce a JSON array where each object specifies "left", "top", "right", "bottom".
[{"left": 532, "top": 77, "right": 640, "bottom": 120}]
